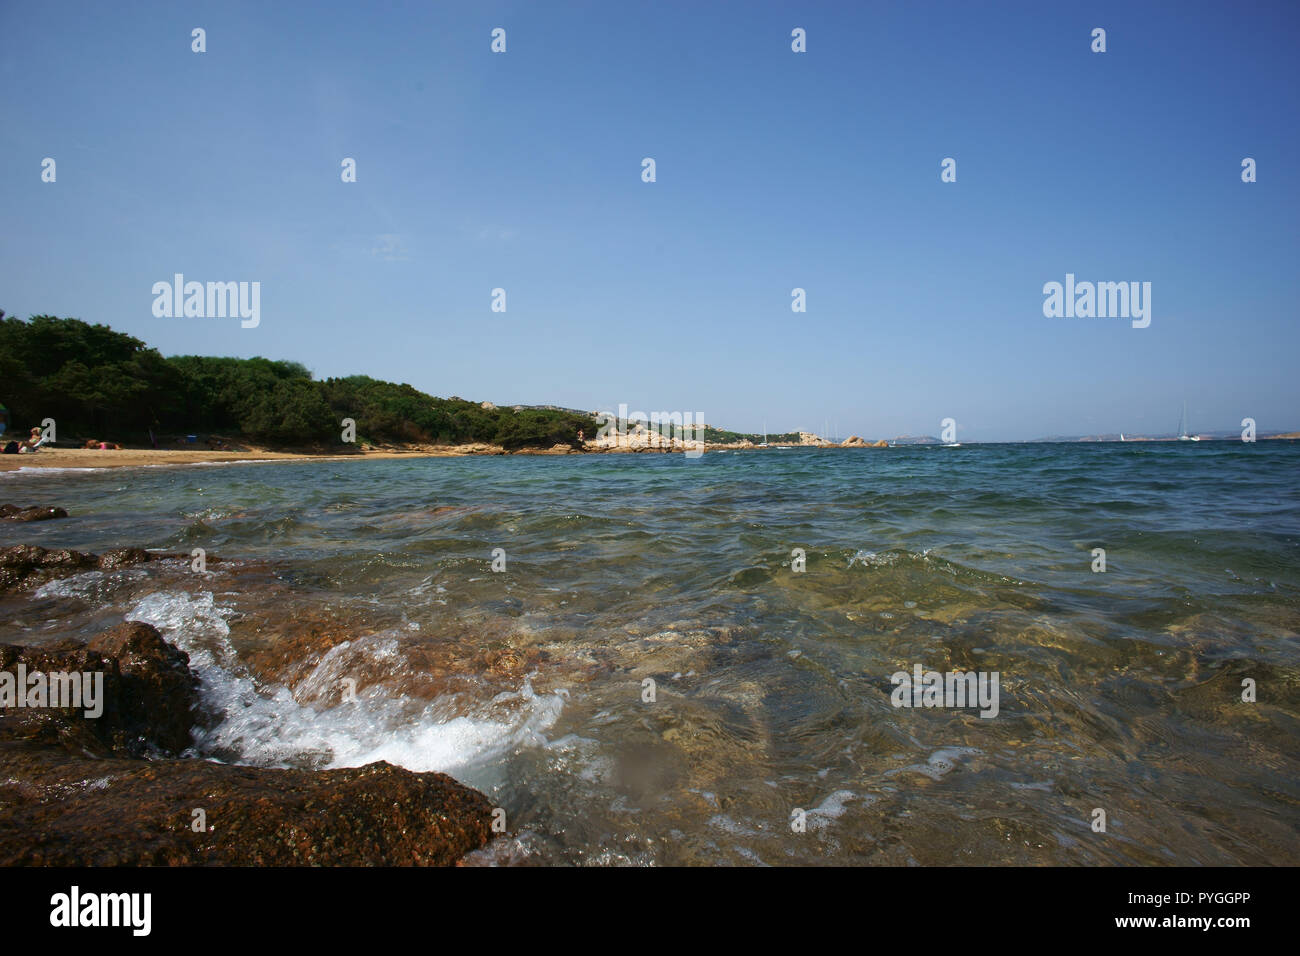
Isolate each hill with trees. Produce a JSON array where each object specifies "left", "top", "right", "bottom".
[{"left": 0, "top": 313, "right": 595, "bottom": 450}]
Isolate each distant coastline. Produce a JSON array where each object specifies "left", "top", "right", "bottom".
[
  {"left": 4, "top": 316, "right": 1295, "bottom": 464},
  {"left": 6, "top": 432, "right": 1298, "bottom": 474}
]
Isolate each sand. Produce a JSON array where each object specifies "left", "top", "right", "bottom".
[
  {"left": 0, "top": 445, "right": 493, "bottom": 472},
  {"left": 0, "top": 439, "right": 862, "bottom": 472}
]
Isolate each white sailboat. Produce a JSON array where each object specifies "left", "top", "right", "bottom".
[
  {"left": 1119, "top": 433, "right": 1125, "bottom": 442},
  {"left": 757, "top": 421, "right": 768, "bottom": 448},
  {"left": 1177, "top": 402, "right": 1200, "bottom": 442}
]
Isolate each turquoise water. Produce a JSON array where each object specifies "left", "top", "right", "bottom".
[{"left": 3, "top": 443, "right": 1298, "bottom": 864}]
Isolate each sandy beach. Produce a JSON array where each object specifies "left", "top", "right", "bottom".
[
  {"left": 0, "top": 439, "right": 808, "bottom": 471},
  {"left": 0, "top": 444, "right": 503, "bottom": 472}
]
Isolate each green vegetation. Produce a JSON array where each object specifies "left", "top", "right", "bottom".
[
  {"left": 701, "top": 426, "right": 802, "bottom": 444},
  {"left": 0, "top": 313, "right": 596, "bottom": 449}
]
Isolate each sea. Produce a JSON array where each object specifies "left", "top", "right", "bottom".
[{"left": 3, "top": 442, "right": 1297, "bottom": 865}]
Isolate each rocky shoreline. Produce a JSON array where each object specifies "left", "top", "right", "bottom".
[{"left": 0, "top": 542, "right": 495, "bottom": 866}]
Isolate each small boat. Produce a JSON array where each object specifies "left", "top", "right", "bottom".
[{"left": 1177, "top": 402, "right": 1200, "bottom": 442}]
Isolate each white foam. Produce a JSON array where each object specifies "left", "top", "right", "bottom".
[
  {"left": 805, "top": 789, "right": 859, "bottom": 828},
  {"left": 0, "top": 465, "right": 101, "bottom": 473},
  {"left": 34, "top": 569, "right": 149, "bottom": 600},
  {"left": 124, "top": 589, "right": 565, "bottom": 786},
  {"left": 887, "top": 746, "right": 982, "bottom": 781}
]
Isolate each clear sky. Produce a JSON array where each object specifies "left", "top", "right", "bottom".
[{"left": 2, "top": 1, "right": 1297, "bottom": 441}]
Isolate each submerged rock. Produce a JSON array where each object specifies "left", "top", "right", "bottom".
[
  {"left": 0, "top": 621, "right": 494, "bottom": 865},
  {"left": 0, "top": 504, "right": 68, "bottom": 522},
  {"left": 0, "top": 544, "right": 100, "bottom": 591},
  {"left": 0, "top": 544, "right": 217, "bottom": 592}
]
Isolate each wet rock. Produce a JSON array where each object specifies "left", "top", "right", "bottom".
[
  {"left": 0, "top": 643, "right": 119, "bottom": 757},
  {"left": 0, "top": 504, "right": 68, "bottom": 522},
  {"left": 97, "top": 547, "right": 154, "bottom": 569},
  {"left": 87, "top": 621, "right": 199, "bottom": 755},
  {"left": 0, "top": 622, "right": 494, "bottom": 865},
  {"left": 0, "top": 749, "right": 493, "bottom": 866},
  {"left": 0, "top": 544, "right": 99, "bottom": 591},
  {"left": 0, "top": 544, "right": 182, "bottom": 592},
  {"left": 1, "top": 622, "right": 196, "bottom": 758}
]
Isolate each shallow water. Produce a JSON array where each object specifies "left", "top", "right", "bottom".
[{"left": 3, "top": 443, "right": 1298, "bottom": 865}]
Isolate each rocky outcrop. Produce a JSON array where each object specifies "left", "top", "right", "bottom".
[
  {"left": 87, "top": 621, "right": 199, "bottom": 754},
  {"left": 516, "top": 443, "right": 576, "bottom": 455},
  {"left": 0, "top": 622, "right": 195, "bottom": 757},
  {"left": 0, "top": 750, "right": 493, "bottom": 866},
  {"left": 0, "top": 621, "right": 494, "bottom": 866},
  {"left": 2, "top": 749, "right": 491, "bottom": 868},
  {"left": 588, "top": 423, "right": 703, "bottom": 453},
  {"left": 841, "top": 436, "right": 866, "bottom": 446},
  {"left": 0, "top": 504, "right": 68, "bottom": 522}
]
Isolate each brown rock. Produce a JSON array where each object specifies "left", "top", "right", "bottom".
[
  {"left": 1, "top": 622, "right": 195, "bottom": 758},
  {"left": 0, "top": 749, "right": 493, "bottom": 866},
  {"left": 97, "top": 547, "right": 154, "bottom": 569},
  {"left": 87, "top": 621, "right": 199, "bottom": 755},
  {"left": 0, "top": 622, "right": 494, "bottom": 865},
  {"left": 0, "top": 544, "right": 175, "bottom": 592},
  {"left": 0, "top": 504, "right": 68, "bottom": 522},
  {"left": 0, "top": 544, "right": 99, "bottom": 591}
]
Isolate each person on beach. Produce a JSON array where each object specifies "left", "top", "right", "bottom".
[{"left": 19, "top": 427, "right": 46, "bottom": 453}]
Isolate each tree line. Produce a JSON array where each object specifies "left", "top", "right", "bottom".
[{"left": 0, "top": 313, "right": 596, "bottom": 450}]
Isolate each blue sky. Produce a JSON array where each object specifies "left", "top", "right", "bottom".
[{"left": 2, "top": 0, "right": 1297, "bottom": 440}]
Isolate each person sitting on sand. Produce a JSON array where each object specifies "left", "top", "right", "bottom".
[{"left": 19, "top": 427, "right": 45, "bottom": 453}]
